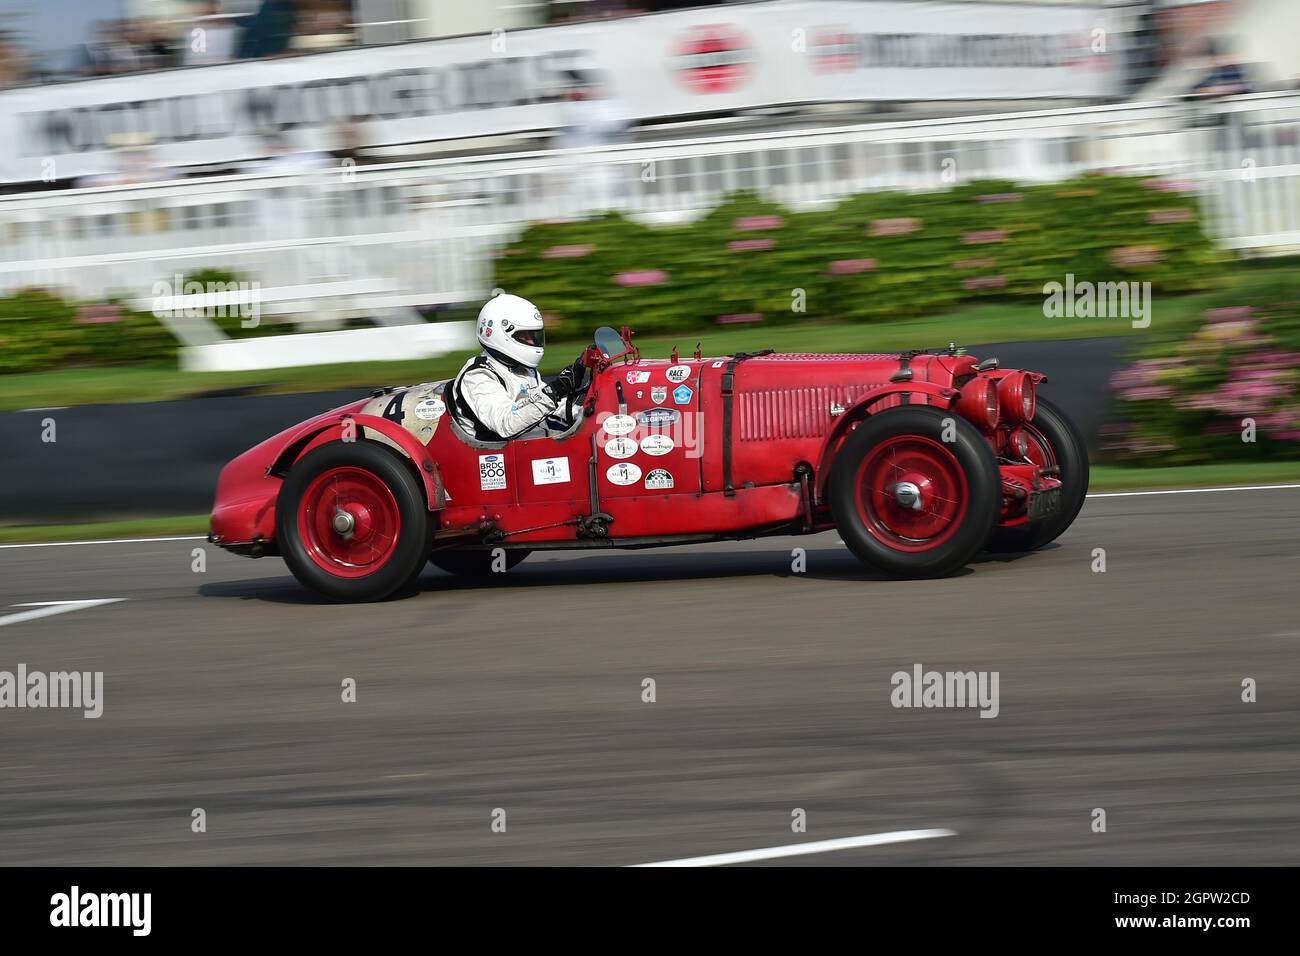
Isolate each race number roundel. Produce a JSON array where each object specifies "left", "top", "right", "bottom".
[{"left": 606, "top": 462, "right": 642, "bottom": 486}]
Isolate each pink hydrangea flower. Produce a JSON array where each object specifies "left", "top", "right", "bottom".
[
  {"left": 869, "top": 218, "right": 921, "bottom": 237},
  {"left": 733, "top": 216, "right": 784, "bottom": 231},
  {"left": 962, "top": 229, "right": 1008, "bottom": 244},
  {"left": 615, "top": 270, "right": 669, "bottom": 287},
  {"left": 828, "top": 258, "right": 877, "bottom": 275},
  {"left": 962, "top": 275, "right": 1008, "bottom": 290},
  {"left": 542, "top": 244, "right": 595, "bottom": 259}
]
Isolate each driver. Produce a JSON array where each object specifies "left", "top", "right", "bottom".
[{"left": 450, "top": 292, "right": 588, "bottom": 441}]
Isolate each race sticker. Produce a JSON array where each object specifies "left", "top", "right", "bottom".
[
  {"left": 604, "top": 436, "right": 637, "bottom": 459},
  {"left": 645, "top": 468, "right": 674, "bottom": 490},
  {"left": 414, "top": 397, "right": 446, "bottom": 421},
  {"left": 673, "top": 384, "right": 693, "bottom": 405},
  {"left": 650, "top": 386, "right": 667, "bottom": 405},
  {"left": 606, "top": 462, "right": 642, "bottom": 486},
  {"left": 666, "top": 365, "right": 691, "bottom": 383},
  {"left": 602, "top": 414, "right": 637, "bottom": 436},
  {"left": 626, "top": 370, "right": 651, "bottom": 384},
  {"left": 639, "top": 434, "right": 674, "bottom": 456},
  {"left": 531, "top": 457, "right": 570, "bottom": 485},
  {"left": 479, "top": 454, "right": 507, "bottom": 491},
  {"left": 636, "top": 408, "right": 679, "bottom": 428}
]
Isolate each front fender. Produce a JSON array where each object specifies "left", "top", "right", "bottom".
[
  {"left": 269, "top": 412, "right": 446, "bottom": 509},
  {"left": 813, "top": 381, "right": 959, "bottom": 501}
]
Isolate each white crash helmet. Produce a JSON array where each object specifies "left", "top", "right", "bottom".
[{"left": 477, "top": 292, "right": 546, "bottom": 369}]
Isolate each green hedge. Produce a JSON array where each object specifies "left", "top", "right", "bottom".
[
  {"left": 1104, "top": 274, "right": 1300, "bottom": 464},
  {"left": 495, "top": 174, "right": 1224, "bottom": 338},
  {"left": 0, "top": 288, "right": 175, "bottom": 375}
]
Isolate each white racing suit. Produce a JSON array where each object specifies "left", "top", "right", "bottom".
[{"left": 451, "top": 350, "right": 569, "bottom": 441}]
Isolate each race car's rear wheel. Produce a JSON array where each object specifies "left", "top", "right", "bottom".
[
  {"left": 429, "top": 550, "right": 530, "bottom": 576},
  {"left": 830, "top": 406, "right": 1000, "bottom": 578},
  {"left": 277, "top": 442, "right": 431, "bottom": 602},
  {"left": 986, "top": 396, "right": 1089, "bottom": 553}
]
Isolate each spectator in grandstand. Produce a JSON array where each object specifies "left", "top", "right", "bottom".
[
  {"left": 1189, "top": 38, "right": 1255, "bottom": 98},
  {"left": 75, "top": 133, "right": 179, "bottom": 190},
  {"left": 236, "top": 0, "right": 299, "bottom": 59},
  {"left": 127, "top": 17, "right": 180, "bottom": 72},
  {"left": 290, "top": 1, "right": 354, "bottom": 53},
  {"left": 184, "top": 1, "right": 240, "bottom": 65},
  {"left": 80, "top": 20, "right": 140, "bottom": 76},
  {"left": 0, "top": 31, "right": 34, "bottom": 89}
]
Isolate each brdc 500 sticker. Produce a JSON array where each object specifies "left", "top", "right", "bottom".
[
  {"left": 602, "top": 414, "right": 637, "bottom": 436},
  {"left": 479, "top": 454, "right": 507, "bottom": 490},
  {"left": 645, "top": 468, "right": 674, "bottom": 490},
  {"left": 666, "top": 365, "right": 691, "bottom": 384},
  {"left": 531, "top": 457, "right": 570, "bottom": 485},
  {"left": 650, "top": 386, "right": 667, "bottom": 405},
  {"left": 606, "top": 462, "right": 642, "bottom": 486},
  {"left": 604, "top": 436, "right": 637, "bottom": 459}
]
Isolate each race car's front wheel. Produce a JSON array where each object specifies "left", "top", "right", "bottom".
[
  {"left": 830, "top": 406, "right": 1000, "bottom": 578},
  {"left": 985, "top": 396, "right": 1089, "bottom": 553},
  {"left": 276, "top": 442, "right": 431, "bottom": 602}
]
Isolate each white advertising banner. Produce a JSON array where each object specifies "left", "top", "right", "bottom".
[{"left": 0, "top": 1, "right": 1115, "bottom": 184}]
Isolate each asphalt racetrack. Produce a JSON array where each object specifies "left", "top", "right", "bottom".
[{"left": 1, "top": 486, "right": 1297, "bottom": 866}]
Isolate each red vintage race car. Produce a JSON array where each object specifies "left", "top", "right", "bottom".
[{"left": 209, "top": 327, "right": 1088, "bottom": 601}]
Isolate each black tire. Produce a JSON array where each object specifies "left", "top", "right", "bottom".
[
  {"left": 986, "top": 396, "right": 1090, "bottom": 553},
  {"left": 276, "top": 441, "right": 431, "bottom": 602},
  {"left": 429, "top": 550, "right": 530, "bottom": 576},
  {"left": 830, "top": 406, "right": 1001, "bottom": 578}
]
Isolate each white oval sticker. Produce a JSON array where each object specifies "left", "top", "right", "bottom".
[
  {"left": 666, "top": 365, "right": 691, "bottom": 383},
  {"left": 602, "top": 414, "right": 637, "bottom": 436},
  {"left": 639, "top": 434, "right": 674, "bottom": 456},
  {"left": 605, "top": 462, "right": 642, "bottom": 486},
  {"left": 414, "top": 398, "right": 446, "bottom": 421},
  {"left": 604, "top": 436, "right": 637, "bottom": 459}
]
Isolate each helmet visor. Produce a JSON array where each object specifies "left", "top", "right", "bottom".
[{"left": 513, "top": 328, "right": 545, "bottom": 349}]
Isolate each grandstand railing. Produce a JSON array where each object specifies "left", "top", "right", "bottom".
[{"left": 2, "top": 91, "right": 1298, "bottom": 337}]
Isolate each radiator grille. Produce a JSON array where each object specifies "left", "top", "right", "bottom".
[{"left": 737, "top": 385, "right": 875, "bottom": 441}]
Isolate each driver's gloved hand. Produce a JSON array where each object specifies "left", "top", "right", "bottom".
[{"left": 545, "top": 358, "right": 585, "bottom": 400}]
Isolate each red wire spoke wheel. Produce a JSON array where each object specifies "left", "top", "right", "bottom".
[
  {"left": 830, "top": 406, "right": 999, "bottom": 578},
  {"left": 854, "top": 436, "right": 970, "bottom": 552},
  {"left": 298, "top": 467, "right": 401, "bottom": 577},
  {"left": 276, "top": 442, "right": 431, "bottom": 602}
]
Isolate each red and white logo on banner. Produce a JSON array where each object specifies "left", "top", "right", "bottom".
[{"left": 671, "top": 24, "right": 754, "bottom": 94}]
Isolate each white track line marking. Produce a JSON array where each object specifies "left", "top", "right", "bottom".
[
  {"left": 1087, "top": 483, "right": 1300, "bottom": 499},
  {"left": 0, "top": 599, "right": 126, "bottom": 628},
  {"left": 0, "top": 535, "right": 206, "bottom": 550},
  {"left": 632, "top": 828, "right": 956, "bottom": 867},
  {"left": 0, "top": 484, "right": 1295, "bottom": 551}
]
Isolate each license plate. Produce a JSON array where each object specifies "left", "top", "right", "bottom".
[{"left": 1027, "top": 486, "right": 1061, "bottom": 522}]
